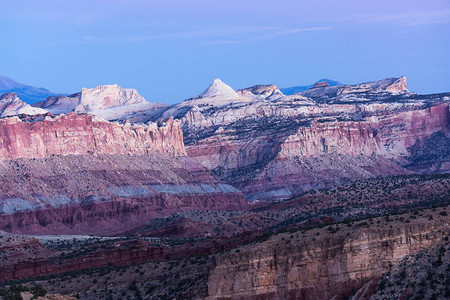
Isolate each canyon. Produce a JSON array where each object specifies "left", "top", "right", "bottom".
[
  {"left": 159, "top": 77, "right": 449, "bottom": 200},
  {"left": 0, "top": 76, "right": 448, "bottom": 299},
  {"left": 0, "top": 113, "right": 246, "bottom": 235},
  {"left": 1, "top": 205, "right": 447, "bottom": 299},
  {"left": 206, "top": 208, "right": 449, "bottom": 299},
  {"left": 0, "top": 112, "right": 185, "bottom": 159}
]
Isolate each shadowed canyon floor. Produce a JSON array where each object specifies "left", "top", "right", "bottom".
[
  {"left": 0, "top": 175, "right": 448, "bottom": 299},
  {"left": 0, "top": 204, "right": 447, "bottom": 299}
]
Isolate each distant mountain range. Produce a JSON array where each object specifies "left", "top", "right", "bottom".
[
  {"left": 280, "top": 78, "right": 343, "bottom": 95},
  {"left": 0, "top": 75, "right": 63, "bottom": 104},
  {"left": 0, "top": 74, "right": 346, "bottom": 104}
]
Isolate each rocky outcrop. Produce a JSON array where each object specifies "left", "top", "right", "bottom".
[
  {"left": 0, "top": 153, "right": 246, "bottom": 235},
  {"left": 0, "top": 113, "right": 247, "bottom": 234},
  {"left": 198, "top": 78, "right": 239, "bottom": 99},
  {"left": 33, "top": 84, "right": 168, "bottom": 121},
  {"left": 384, "top": 76, "right": 408, "bottom": 93},
  {"left": 207, "top": 209, "right": 449, "bottom": 299},
  {"left": 160, "top": 77, "right": 449, "bottom": 201},
  {"left": 237, "top": 84, "right": 284, "bottom": 100},
  {"left": 0, "top": 231, "right": 166, "bottom": 281},
  {"left": 33, "top": 93, "right": 80, "bottom": 114},
  {"left": 75, "top": 84, "right": 146, "bottom": 112},
  {"left": 0, "top": 93, "right": 47, "bottom": 117},
  {"left": 297, "top": 76, "right": 409, "bottom": 100},
  {"left": 312, "top": 81, "right": 329, "bottom": 88},
  {"left": 0, "top": 112, "right": 185, "bottom": 159},
  {"left": 163, "top": 78, "right": 450, "bottom": 200}
]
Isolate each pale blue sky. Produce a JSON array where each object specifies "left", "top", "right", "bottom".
[{"left": 1, "top": 0, "right": 449, "bottom": 103}]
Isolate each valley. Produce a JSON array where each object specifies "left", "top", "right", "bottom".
[{"left": 0, "top": 76, "right": 448, "bottom": 299}]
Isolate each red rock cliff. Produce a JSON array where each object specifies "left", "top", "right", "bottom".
[{"left": 0, "top": 112, "right": 186, "bottom": 159}]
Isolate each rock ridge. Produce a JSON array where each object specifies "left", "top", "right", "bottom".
[
  {"left": 0, "top": 112, "right": 186, "bottom": 160},
  {"left": 0, "top": 92, "right": 48, "bottom": 117},
  {"left": 207, "top": 209, "right": 449, "bottom": 299}
]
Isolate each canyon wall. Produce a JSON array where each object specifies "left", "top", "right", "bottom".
[
  {"left": 0, "top": 112, "right": 186, "bottom": 159},
  {"left": 0, "top": 153, "right": 247, "bottom": 235},
  {"left": 162, "top": 77, "right": 449, "bottom": 201},
  {"left": 207, "top": 210, "right": 449, "bottom": 299},
  {"left": 0, "top": 232, "right": 166, "bottom": 282},
  {"left": 182, "top": 101, "right": 449, "bottom": 200},
  {"left": 0, "top": 113, "right": 247, "bottom": 235}
]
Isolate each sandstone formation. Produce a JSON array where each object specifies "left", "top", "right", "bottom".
[
  {"left": 33, "top": 84, "right": 168, "bottom": 121},
  {"left": 297, "top": 76, "right": 409, "bottom": 99},
  {"left": 0, "top": 230, "right": 166, "bottom": 282},
  {"left": 0, "top": 113, "right": 246, "bottom": 234},
  {"left": 207, "top": 209, "right": 449, "bottom": 299},
  {"left": 0, "top": 153, "right": 246, "bottom": 234},
  {"left": 33, "top": 93, "right": 80, "bottom": 114},
  {"left": 159, "top": 77, "right": 449, "bottom": 201},
  {"left": 237, "top": 84, "right": 284, "bottom": 100},
  {"left": 198, "top": 78, "right": 239, "bottom": 99},
  {"left": 0, "top": 112, "right": 185, "bottom": 159},
  {"left": 312, "top": 81, "right": 329, "bottom": 88},
  {"left": 0, "top": 93, "right": 47, "bottom": 117}
]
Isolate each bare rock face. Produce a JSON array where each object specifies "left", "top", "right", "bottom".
[
  {"left": 312, "top": 81, "right": 329, "bottom": 88},
  {"left": 0, "top": 154, "right": 246, "bottom": 235},
  {"left": 0, "top": 112, "right": 186, "bottom": 159},
  {"left": 0, "top": 93, "right": 47, "bottom": 117},
  {"left": 33, "top": 93, "right": 80, "bottom": 114},
  {"left": 76, "top": 84, "right": 146, "bottom": 111},
  {"left": 161, "top": 78, "right": 259, "bottom": 128},
  {"left": 298, "top": 76, "right": 409, "bottom": 100},
  {"left": 207, "top": 210, "right": 449, "bottom": 299},
  {"left": 0, "top": 113, "right": 247, "bottom": 234},
  {"left": 237, "top": 84, "right": 284, "bottom": 100},
  {"left": 384, "top": 76, "right": 407, "bottom": 93},
  {"left": 0, "top": 230, "right": 166, "bottom": 281},
  {"left": 33, "top": 84, "right": 168, "bottom": 121},
  {"left": 160, "top": 77, "right": 449, "bottom": 201},
  {"left": 198, "top": 78, "right": 239, "bottom": 99}
]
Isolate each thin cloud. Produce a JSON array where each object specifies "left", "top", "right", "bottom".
[
  {"left": 336, "top": 9, "right": 450, "bottom": 26},
  {"left": 82, "top": 26, "right": 284, "bottom": 44},
  {"left": 204, "top": 27, "right": 332, "bottom": 45}
]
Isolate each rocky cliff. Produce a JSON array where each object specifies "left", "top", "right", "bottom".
[
  {"left": 0, "top": 112, "right": 185, "bottom": 159},
  {"left": 33, "top": 93, "right": 80, "bottom": 114},
  {"left": 0, "top": 93, "right": 47, "bottom": 117},
  {"left": 33, "top": 84, "right": 168, "bottom": 121},
  {"left": 160, "top": 77, "right": 450, "bottom": 201},
  {"left": 296, "top": 76, "right": 409, "bottom": 100},
  {"left": 0, "top": 153, "right": 247, "bottom": 234},
  {"left": 0, "top": 113, "right": 246, "bottom": 234},
  {"left": 0, "top": 231, "right": 166, "bottom": 282},
  {"left": 207, "top": 208, "right": 449, "bottom": 299}
]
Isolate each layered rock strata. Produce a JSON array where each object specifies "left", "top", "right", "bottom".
[
  {"left": 0, "top": 93, "right": 47, "bottom": 117},
  {"left": 160, "top": 77, "right": 450, "bottom": 200},
  {"left": 207, "top": 209, "right": 449, "bottom": 299},
  {"left": 0, "top": 114, "right": 246, "bottom": 234},
  {"left": 0, "top": 112, "right": 185, "bottom": 159},
  {"left": 33, "top": 84, "right": 168, "bottom": 121}
]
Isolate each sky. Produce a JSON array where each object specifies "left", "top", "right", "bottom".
[{"left": 0, "top": 0, "right": 449, "bottom": 104}]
